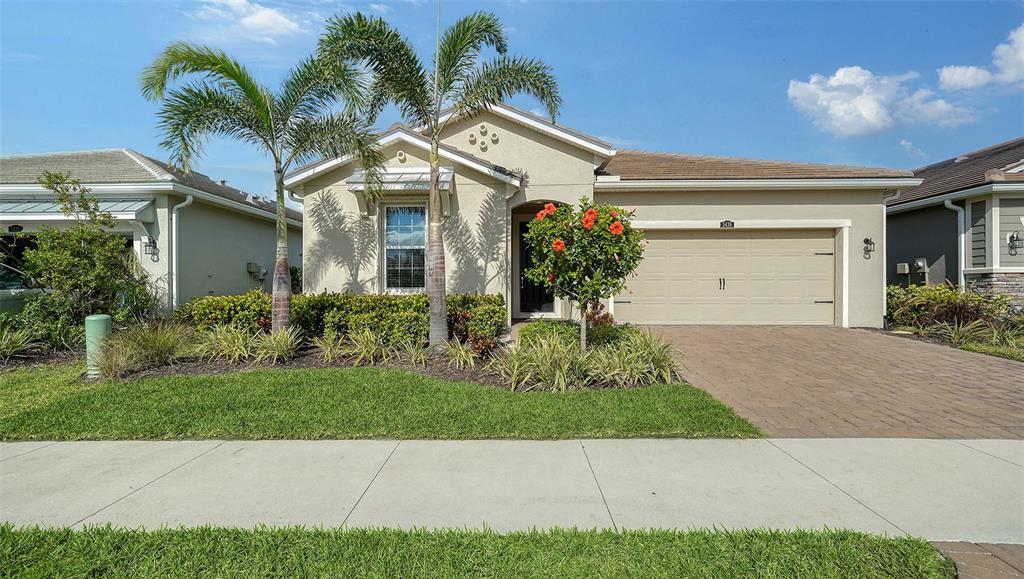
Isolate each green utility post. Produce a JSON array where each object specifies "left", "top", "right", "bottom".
[{"left": 85, "top": 314, "right": 111, "bottom": 379}]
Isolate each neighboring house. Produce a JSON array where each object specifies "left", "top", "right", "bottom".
[
  {"left": 0, "top": 149, "right": 302, "bottom": 310},
  {"left": 886, "top": 137, "right": 1024, "bottom": 301},
  {"left": 285, "top": 103, "right": 918, "bottom": 328}
]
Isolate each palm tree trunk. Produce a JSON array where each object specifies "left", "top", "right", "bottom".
[
  {"left": 271, "top": 166, "right": 291, "bottom": 332},
  {"left": 579, "top": 302, "right": 588, "bottom": 350},
  {"left": 427, "top": 142, "right": 448, "bottom": 347}
]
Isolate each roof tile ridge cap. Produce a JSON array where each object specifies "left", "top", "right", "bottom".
[
  {"left": 0, "top": 148, "right": 126, "bottom": 159},
  {"left": 122, "top": 149, "right": 175, "bottom": 181}
]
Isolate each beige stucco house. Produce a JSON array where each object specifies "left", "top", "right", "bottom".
[
  {"left": 286, "top": 104, "right": 919, "bottom": 328},
  {"left": 0, "top": 149, "right": 302, "bottom": 311}
]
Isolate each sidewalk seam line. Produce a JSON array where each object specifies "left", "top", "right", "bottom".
[
  {"left": 580, "top": 440, "right": 617, "bottom": 531},
  {"left": 766, "top": 440, "right": 909, "bottom": 536},
  {"left": 72, "top": 441, "right": 225, "bottom": 527},
  {"left": 955, "top": 441, "right": 1022, "bottom": 468},
  {"left": 343, "top": 440, "right": 400, "bottom": 528},
  {"left": 0, "top": 441, "right": 58, "bottom": 462}
]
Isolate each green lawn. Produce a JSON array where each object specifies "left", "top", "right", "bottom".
[
  {"left": 0, "top": 525, "right": 952, "bottom": 579},
  {"left": 0, "top": 364, "right": 760, "bottom": 440},
  {"left": 962, "top": 342, "right": 1024, "bottom": 362}
]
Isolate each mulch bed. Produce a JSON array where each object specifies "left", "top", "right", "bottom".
[
  {"left": 0, "top": 350, "right": 81, "bottom": 373},
  {"left": 114, "top": 348, "right": 512, "bottom": 389}
]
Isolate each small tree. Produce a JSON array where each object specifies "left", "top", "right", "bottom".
[{"left": 523, "top": 198, "right": 645, "bottom": 349}]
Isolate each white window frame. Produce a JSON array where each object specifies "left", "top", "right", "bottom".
[{"left": 380, "top": 201, "right": 428, "bottom": 294}]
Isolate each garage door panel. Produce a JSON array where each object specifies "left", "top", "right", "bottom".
[{"left": 617, "top": 229, "right": 836, "bottom": 325}]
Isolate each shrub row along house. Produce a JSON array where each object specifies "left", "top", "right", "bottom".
[
  {"left": 286, "top": 103, "right": 919, "bottom": 328},
  {"left": 0, "top": 149, "right": 302, "bottom": 311},
  {"left": 887, "top": 137, "right": 1024, "bottom": 303}
]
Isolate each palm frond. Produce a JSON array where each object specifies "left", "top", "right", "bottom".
[
  {"left": 141, "top": 42, "right": 272, "bottom": 129},
  {"left": 278, "top": 56, "right": 368, "bottom": 123},
  {"left": 436, "top": 12, "right": 507, "bottom": 99},
  {"left": 155, "top": 83, "right": 268, "bottom": 172},
  {"left": 454, "top": 55, "right": 562, "bottom": 121},
  {"left": 283, "top": 112, "right": 386, "bottom": 199},
  {"left": 318, "top": 13, "right": 432, "bottom": 126}
]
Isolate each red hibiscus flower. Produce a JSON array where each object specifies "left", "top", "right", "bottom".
[
  {"left": 609, "top": 210, "right": 618, "bottom": 218},
  {"left": 582, "top": 215, "right": 595, "bottom": 230},
  {"left": 585, "top": 207, "right": 598, "bottom": 218},
  {"left": 535, "top": 210, "right": 546, "bottom": 221},
  {"left": 544, "top": 203, "right": 557, "bottom": 216},
  {"left": 552, "top": 239, "right": 566, "bottom": 252},
  {"left": 610, "top": 221, "right": 624, "bottom": 235}
]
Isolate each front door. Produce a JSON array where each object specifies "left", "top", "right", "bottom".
[{"left": 518, "top": 221, "right": 554, "bottom": 313}]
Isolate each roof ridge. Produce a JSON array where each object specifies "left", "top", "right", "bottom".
[
  {"left": 0, "top": 148, "right": 126, "bottom": 159},
  {"left": 913, "top": 136, "right": 1024, "bottom": 174},
  {"left": 121, "top": 149, "right": 175, "bottom": 181},
  {"left": 618, "top": 148, "right": 901, "bottom": 172}
]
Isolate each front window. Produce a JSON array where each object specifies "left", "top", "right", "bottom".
[{"left": 384, "top": 205, "right": 426, "bottom": 291}]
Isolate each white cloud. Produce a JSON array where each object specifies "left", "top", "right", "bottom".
[
  {"left": 368, "top": 3, "right": 393, "bottom": 15},
  {"left": 938, "top": 23, "right": 1024, "bottom": 90},
  {"left": 787, "top": 66, "right": 975, "bottom": 137},
  {"left": 190, "top": 0, "right": 302, "bottom": 43},
  {"left": 899, "top": 139, "right": 925, "bottom": 158}
]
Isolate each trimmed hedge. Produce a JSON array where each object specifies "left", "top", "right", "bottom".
[
  {"left": 517, "top": 319, "right": 637, "bottom": 348},
  {"left": 176, "top": 290, "right": 506, "bottom": 349}
]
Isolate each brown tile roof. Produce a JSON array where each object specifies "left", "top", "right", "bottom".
[
  {"left": 599, "top": 150, "right": 913, "bottom": 180},
  {"left": 0, "top": 149, "right": 301, "bottom": 222},
  {"left": 887, "top": 137, "right": 1024, "bottom": 207}
]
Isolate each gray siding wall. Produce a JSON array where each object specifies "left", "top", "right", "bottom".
[
  {"left": 886, "top": 204, "right": 958, "bottom": 286},
  {"left": 970, "top": 200, "right": 987, "bottom": 268},
  {"left": 1000, "top": 197, "right": 1024, "bottom": 267},
  {"left": 176, "top": 199, "right": 302, "bottom": 303}
]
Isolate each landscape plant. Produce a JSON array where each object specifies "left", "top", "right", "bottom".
[
  {"left": 523, "top": 199, "right": 645, "bottom": 349},
  {"left": 443, "top": 338, "right": 477, "bottom": 370},
  {"left": 0, "top": 327, "right": 38, "bottom": 363},
  {"left": 193, "top": 325, "right": 257, "bottom": 364},
  {"left": 318, "top": 11, "right": 561, "bottom": 345},
  {"left": 312, "top": 331, "right": 347, "bottom": 363},
  {"left": 346, "top": 328, "right": 390, "bottom": 366},
  {"left": 17, "top": 172, "right": 155, "bottom": 349},
  {"left": 141, "top": 41, "right": 384, "bottom": 331},
  {"left": 254, "top": 327, "right": 304, "bottom": 364}
]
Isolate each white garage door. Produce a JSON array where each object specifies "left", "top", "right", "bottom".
[{"left": 615, "top": 229, "right": 836, "bottom": 325}]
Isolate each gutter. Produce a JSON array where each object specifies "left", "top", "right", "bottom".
[
  {"left": 170, "top": 194, "right": 194, "bottom": 309},
  {"left": 593, "top": 177, "right": 922, "bottom": 191},
  {"left": 887, "top": 181, "right": 1024, "bottom": 214},
  {"left": 944, "top": 200, "right": 966, "bottom": 291}
]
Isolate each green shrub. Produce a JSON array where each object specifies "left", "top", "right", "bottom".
[
  {"left": 926, "top": 319, "right": 992, "bottom": 347},
  {"left": 194, "top": 326, "right": 257, "bottom": 364},
  {"left": 887, "top": 284, "right": 1009, "bottom": 327},
  {"left": 179, "top": 291, "right": 505, "bottom": 347},
  {"left": 118, "top": 322, "right": 193, "bottom": 367},
  {"left": 346, "top": 328, "right": 390, "bottom": 366},
  {"left": 518, "top": 319, "right": 635, "bottom": 348},
  {"left": 0, "top": 327, "right": 39, "bottom": 363},
  {"left": 312, "top": 331, "right": 347, "bottom": 363},
  {"left": 254, "top": 327, "right": 303, "bottom": 364},
  {"left": 17, "top": 293, "right": 87, "bottom": 351},
  {"left": 589, "top": 329, "right": 677, "bottom": 388},
  {"left": 443, "top": 338, "right": 477, "bottom": 370},
  {"left": 523, "top": 336, "right": 590, "bottom": 392}
]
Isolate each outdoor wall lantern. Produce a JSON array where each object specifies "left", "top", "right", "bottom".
[
  {"left": 863, "top": 236, "right": 876, "bottom": 257},
  {"left": 1010, "top": 231, "right": 1022, "bottom": 255},
  {"left": 143, "top": 238, "right": 159, "bottom": 261}
]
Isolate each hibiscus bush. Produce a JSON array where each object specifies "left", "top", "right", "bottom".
[{"left": 523, "top": 198, "right": 645, "bottom": 348}]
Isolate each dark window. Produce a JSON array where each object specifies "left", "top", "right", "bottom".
[{"left": 384, "top": 205, "right": 426, "bottom": 290}]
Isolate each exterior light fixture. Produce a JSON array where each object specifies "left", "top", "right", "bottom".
[
  {"left": 1010, "top": 231, "right": 1022, "bottom": 255},
  {"left": 144, "top": 238, "right": 158, "bottom": 256},
  {"left": 7, "top": 224, "right": 23, "bottom": 233},
  {"left": 863, "top": 237, "right": 876, "bottom": 256}
]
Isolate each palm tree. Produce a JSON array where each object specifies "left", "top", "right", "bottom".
[
  {"left": 318, "top": 12, "right": 562, "bottom": 346},
  {"left": 140, "top": 42, "right": 383, "bottom": 330}
]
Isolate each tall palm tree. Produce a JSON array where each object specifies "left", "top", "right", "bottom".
[
  {"left": 318, "top": 12, "right": 562, "bottom": 346},
  {"left": 141, "top": 42, "right": 383, "bottom": 330}
]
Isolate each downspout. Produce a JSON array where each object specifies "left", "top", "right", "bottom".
[
  {"left": 944, "top": 199, "right": 965, "bottom": 291},
  {"left": 287, "top": 190, "right": 302, "bottom": 205},
  {"left": 170, "top": 195, "right": 194, "bottom": 310}
]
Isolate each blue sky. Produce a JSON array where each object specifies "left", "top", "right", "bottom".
[{"left": 2, "top": 0, "right": 1022, "bottom": 198}]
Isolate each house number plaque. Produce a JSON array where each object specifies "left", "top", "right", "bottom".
[{"left": 720, "top": 220, "right": 734, "bottom": 228}]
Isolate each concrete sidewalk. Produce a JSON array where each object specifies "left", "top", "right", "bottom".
[{"left": 2, "top": 439, "right": 1021, "bottom": 543}]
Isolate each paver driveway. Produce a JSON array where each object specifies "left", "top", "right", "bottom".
[{"left": 655, "top": 326, "right": 1024, "bottom": 438}]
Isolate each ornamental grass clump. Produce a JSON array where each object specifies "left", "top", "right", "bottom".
[
  {"left": 120, "top": 322, "right": 193, "bottom": 367},
  {"left": 194, "top": 325, "right": 257, "bottom": 364},
  {"left": 486, "top": 341, "right": 535, "bottom": 392},
  {"left": 254, "top": 327, "right": 303, "bottom": 364},
  {"left": 346, "top": 328, "right": 390, "bottom": 366},
  {"left": 443, "top": 339, "right": 476, "bottom": 370},
  {"left": 399, "top": 340, "right": 427, "bottom": 367},
  {"left": 523, "top": 336, "right": 590, "bottom": 392},
  {"left": 589, "top": 329, "right": 677, "bottom": 388},
  {"left": 312, "top": 331, "right": 347, "bottom": 363},
  {"left": 0, "top": 327, "right": 39, "bottom": 363}
]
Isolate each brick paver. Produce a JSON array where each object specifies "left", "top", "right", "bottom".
[
  {"left": 655, "top": 326, "right": 1024, "bottom": 438},
  {"left": 932, "top": 542, "right": 1024, "bottom": 579}
]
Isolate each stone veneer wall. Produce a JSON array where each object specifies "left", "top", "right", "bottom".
[{"left": 965, "top": 272, "right": 1024, "bottom": 306}]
